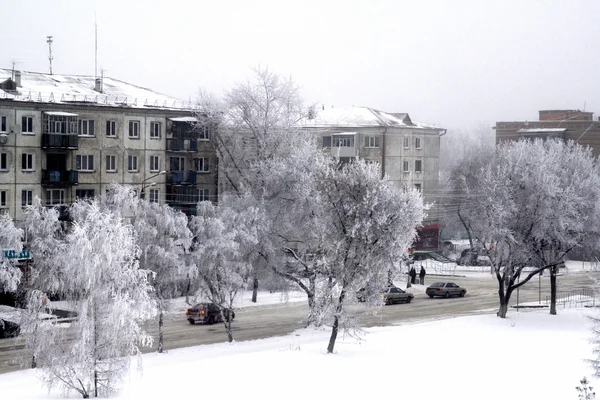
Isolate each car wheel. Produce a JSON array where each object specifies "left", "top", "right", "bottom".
[
  {"left": 208, "top": 316, "right": 215, "bottom": 325},
  {"left": 188, "top": 320, "right": 195, "bottom": 325},
  {"left": 460, "top": 291, "right": 466, "bottom": 297},
  {"left": 386, "top": 298, "right": 393, "bottom": 305},
  {"left": 406, "top": 297, "right": 412, "bottom": 304},
  {"left": 445, "top": 291, "right": 451, "bottom": 298},
  {"left": 428, "top": 294, "right": 434, "bottom": 298}
]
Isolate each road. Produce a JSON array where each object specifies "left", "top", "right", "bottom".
[{"left": 1, "top": 271, "right": 598, "bottom": 375}]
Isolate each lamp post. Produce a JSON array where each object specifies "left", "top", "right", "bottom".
[{"left": 140, "top": 170, "right": 166, "bottom": 200}]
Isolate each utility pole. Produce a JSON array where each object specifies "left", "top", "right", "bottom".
[{"left": 46, "top": 36, "right": 54, "bottom": 75}]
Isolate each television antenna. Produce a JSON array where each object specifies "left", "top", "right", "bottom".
[{"left": 46, "top": 36, "right": 54, "bottom": 75}]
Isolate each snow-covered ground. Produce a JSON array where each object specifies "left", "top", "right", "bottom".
[{"left": 0, "top": 308, "right": 596, "bottom": 399}]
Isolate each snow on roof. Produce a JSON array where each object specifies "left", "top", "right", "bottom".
[
  {"left": 300, "top": 106, "right": 441, "bottom": 130},
  {"left": 517, "top": 128, "right": 567, "bottom": 133},
  {"left": 331, "top": 131, "right": 358, "bottom": 136},
  {"left": 169, "top": 117, "right": 198, "bottom": 122},
  {"left": 45, "top": 111, "right": 79, "bottom": 116},
  {"left": 0, "top": 69, "right": 192, "bottom": 111}
]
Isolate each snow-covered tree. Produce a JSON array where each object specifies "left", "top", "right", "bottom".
[
  {"left": 308, "top": 159, "right": 423, "bottom": 353},
  {"left": 20, "top": 289, "right": 52, "bottom": 369},
  {"left": 0, "top": 213, "right": 23, "bottom": 293},
  {"left": 189, "top": 198, "right": 259, "bottom": 342},
  {"left": 32, "top": 199, "right": 155, "bottom": 398},
  {"left": 450, "top": 139, "right": 600, "bottom": 318}
]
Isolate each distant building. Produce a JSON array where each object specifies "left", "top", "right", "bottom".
[
  {"left": 301, "top": 106, "right": 446, "bottom": 250},
  {"left": 495, "top": 109, "right": 600, "bottom": 156},
  {"left": 0, "top": 69, "right": 217, "bottom": 220}
]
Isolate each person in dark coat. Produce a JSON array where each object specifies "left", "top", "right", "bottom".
[
  {"left": 409, "top": 267, "right": 417, "bottom": 284},
  {"left": 419, "top": 265, "right": 426, "bottom": 285}
]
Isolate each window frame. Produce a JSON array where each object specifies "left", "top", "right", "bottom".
[
  {"left": 21, "top": 116, "right": 34, "bottom": 134},
  {"left": 21, "top": 152, "right": 35, "bottom": 171},
  {"left": 150, "top": 122, "right": 161, "bottom": 139},
  {"left": 322, "top": 136, "right": 332, "bottom": 148},
  {"left": 403, "top": 136, "right": 410, "bottom": 149},
  {"left": 414, "top": 183, "right": 422, "bottom": 192},
  {"left": 170, "top": 156, "right": 185, "bottom": 172},
  {"left": 105, "top": 155, "right": 117, "bottom": 172},
  {"left": 415, "top": 137, "right": 422, "bottom": 149},
  {"left": 106, "top": 120, "right": 117, "bottom": 137},
  {"left": 76, "top": 154, "right": 95, "bottom": 172},
  {"left": 198, "top": 125, "right": 211, "bottom": 140},
  {"left": 332, "top": 136, "right": 355, "bottom": 147},
  {"left": 0, "top": 115, "right": 6, "bottom": 132},
  {"left": 198, "top": 188, "right": 210, "bottom": 202},
  {"left": 79, "top": 119, "right": 95, "bottom": 137},
  {"left": 21, "top": 189, "right": 33, "bottom": 208},
  {"left": 128, "top": 120, "right": 140, "bottom": 139},
  {"left": 415, "top": 159, "right": 423, "bottom": 173},
  {"left": 149, "top": 155, "right": 160, "bottom": 172},
  {"left": 195, "top": 157, "right": 210, "bottom": 173},
  {"left": 76, "top": 189, "right": 95, "bottom": 200},
  {"left": 46, "top": 189, "right": 66, "bottom": 206},
  {"left": 403, "top": 160, "right": 410, "bottom": 173},
  {"left": 0, "top": 190, "right": 6, "bottom": 207},
  {"left": 128, "top": 155, "right": 138, "bottom": 172},
  {"left": 149, "top": 188, "right": 159, "bottom": 203},
  {"left": 0, "top": 152, "right": 7, "bottom": 171},
  {"left": 364, "top": 136, "right": 380, "bottom": 148}
]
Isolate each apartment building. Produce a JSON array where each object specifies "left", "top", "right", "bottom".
[
  {"left": 0, "top": 69, "right": 217, "bottom": 220},
  {"left": 301, "top": 106, "right": 446, "bottom": 250},
  {"left": 495, "top": 109, "right": 600, "bottom": 156}
]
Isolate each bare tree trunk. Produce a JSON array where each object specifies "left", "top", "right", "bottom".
[
  {"left": 550, "top": 265, "right": 557, "bottom": 315},
  {"left": 497, "top": 280, "right": 513, "bottom": 318},
  {"left": 93, "top": 303, "right": 98, "bottom": 398},
  {"left": 157, "top": 310, "right": 164, "bottom": 353},
  {"left": 251, "top": 275, "right": 259, "bottom": 303},
  {"left": 327, "top": 290, "right": 346, "bottom": 353},
  {"left": 457, "top": 210, "right": 474, "bottom": 250}
]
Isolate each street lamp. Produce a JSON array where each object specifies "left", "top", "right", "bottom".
[{"left": 140, "top": 170, "right": 166, "bottom": 200}]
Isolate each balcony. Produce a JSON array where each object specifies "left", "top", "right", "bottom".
[
  {"left": 42, "top": 169, "right": 79, "bottom": 186},
  {"left": 45, "top": 205, "right": 71, "bottom": 221},
  {"left": 167, "top": 171, "right": 196, "bottom": 185},
  {"left": 167, "top": 138, "right": 197, "bottom": 152},
  {"left": 41, "top": 133, "right": 78, "bottom": 150}
]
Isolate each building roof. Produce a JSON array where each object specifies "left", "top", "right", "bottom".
[
  {"left": 0, "top": 69, "right": 191, "bottom": 111},
  {"left": 300, "top": 106, "right": 440, "bottom": 130},
  {"left": 517, "top": 128, "right": 567, "bottom": 133}
]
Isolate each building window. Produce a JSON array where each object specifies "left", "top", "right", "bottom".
[
  {"left": 415, "top": 137, "right": 422, "bottom": 149},
  {"left": 414, "top": 183, "right": 422, "bottom": 192},
  {"left": 149, "top": 189, "right": 159, "bottom": 203},
  {"left": 128, "top": 155, "right": 138, "bottom": 172},
  {"left": 46, "top": 189, "right": 65, "bottom": 205},
  {"left": 79, "top": 120, "right": 95, "bottom": 136},
  {"left": 21, "top": 190, "right": 33, "bottom": 207},
  {"left": 0, "top": 153, "right": 7, "bottom": 171},
  {"left": 332, "top": 136, "right": 354, "bottom": 147},
  {"left": 76, "top": 155, "right": 94, "bottom": 172},
  {"left": 22, "top": 116, "right": 34, "bottom": 133},
  {"left": 194, "top": 157, "right": 210, "bottom": 173},
  {"left": 403, "top": 160, "right": 410, "bottom": 172},
  {"left": 106, "top": 155, "right": 116, "bottom": 172},
  {"left": 199, "top": 188, "right": 210, "bottom": 202},
  {"left": 403, "top": 137, "right": 410, "bottom": 149},
  {"left": 0, "top": 190, "right": 6, "bottom": 207},
  {"left": 76, "top": 189, "right": 95, "bottom": 200},
  {"left": 0, "top": 116, "right": 6, "bottom": 132},
  {"left": 415, "top": 159, "right": 422, "bottom": 173},
  {"left": 149, "top": 155, "right": 160, "bottom": 172},
  {"left": 21, "top": 153, "right": 35, "bottom": 171},
  {"left": 322, "top": 136, "right": 331, "bottom": 148},
  {"left": 170, "top": 157, "right": 185, "bottom": 171},
  {"left": 106, "top": 120, "right": 116, "bottom": 137},
  {"left": 129, "top": 120, "right": 140, "bottom": 138},
  {"left": 198, "top": 125, "right": 211, "bottom": 140},
  {"left": 150, "top": 122, "right": 161, "bottom": 139},
  {"left": 364, "top": 136, "right": 380, "bottom": 148}
]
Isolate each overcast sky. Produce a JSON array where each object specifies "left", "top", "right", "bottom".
[{"left": 2, "top": 0, "right": 599, "bottom": 131}]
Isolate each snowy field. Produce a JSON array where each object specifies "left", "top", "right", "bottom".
[{"left": 0, "top": 308, "right": 596, "bottom": 399}]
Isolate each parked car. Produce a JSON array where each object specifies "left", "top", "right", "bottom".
[
  {"left": 382, "top": 286, "right": 414, "bottom": 305},
  {"left": 426, "top": 282, "right": 467, "bottom": 298},
  {"left": 0, "top": 306, "right": 22, "bottom": 339},
  {"left": 185, "top": 303, "right": 235, "bottom": 325}
]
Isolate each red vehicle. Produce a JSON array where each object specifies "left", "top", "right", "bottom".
[{"left": 185, "top": 303, "right": 235, "bottom": 325}]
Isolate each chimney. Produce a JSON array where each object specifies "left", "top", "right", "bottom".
[
  {"left": 94, "top": 78, "right": 102, "bottom": 93},
  {"left": 14, "top": 71, "right": 21, "bottom": 87}
]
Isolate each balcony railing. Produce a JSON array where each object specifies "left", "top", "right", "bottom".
[
  {"left": 41, "top": 133, "right": 78, "bottom": 150},
  {"left": 166, "top": 138, "right": 197, "bottom": 152},
  {"left": 167, "top": 171, "right": 196, "bottom": 185},
  {"left": 42, "top": 169, "right": 79, "bottom": 186}
]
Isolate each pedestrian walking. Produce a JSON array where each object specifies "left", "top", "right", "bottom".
[
  {"left": 409, "top": 267, "right": 417, "bottom": 284},
  {"left": 419, "top": 265, "right": 426, "bottom": 285}
]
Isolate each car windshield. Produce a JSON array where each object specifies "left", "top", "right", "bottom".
[{"left": 429, "top": 283, "right": 445, "bottom": 288}]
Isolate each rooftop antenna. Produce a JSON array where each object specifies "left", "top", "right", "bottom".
[
  {"left": 11, "top": 59, "right": 21, "bottom": 80},
  {"left": 94, "top": 13, "right": 98, "bottom": 78},
  {"left": 46, "top": 36, "right": 53, "bottom": 75}
]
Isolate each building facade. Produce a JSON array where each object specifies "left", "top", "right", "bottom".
[
  {"left": 0, "top": 69, "right": 217, "bottom": 220},
  {"left": 301, "top": 106, "right": 446, "bottom": 250},
  {"left": 495, "top": 109, "right": 600, "bottom": 156}
]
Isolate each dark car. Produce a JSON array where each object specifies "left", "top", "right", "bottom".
[
  {"left": 185, "top": 303, "right": 235, "bottom": 325},
  {"left": 426, "top": 282, "right": 467, "bottom": 298},
  {"left": 0, "top": 318, "right": 20, "bottom": 339}
]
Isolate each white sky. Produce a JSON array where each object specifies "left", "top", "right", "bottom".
[{"left": 2, "top": 0, "right": 600, "bottom": 130}]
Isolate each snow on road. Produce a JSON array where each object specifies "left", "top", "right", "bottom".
[{"left": 0, "top": 308, "right": 596, "bottom": 399}]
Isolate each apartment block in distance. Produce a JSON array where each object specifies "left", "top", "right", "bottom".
[
  {"left": 301, "top": 106, "right": 446, "bottom": 250},
  {"left": 0, "top": 69, "right": 217, "bottom": 220}
]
